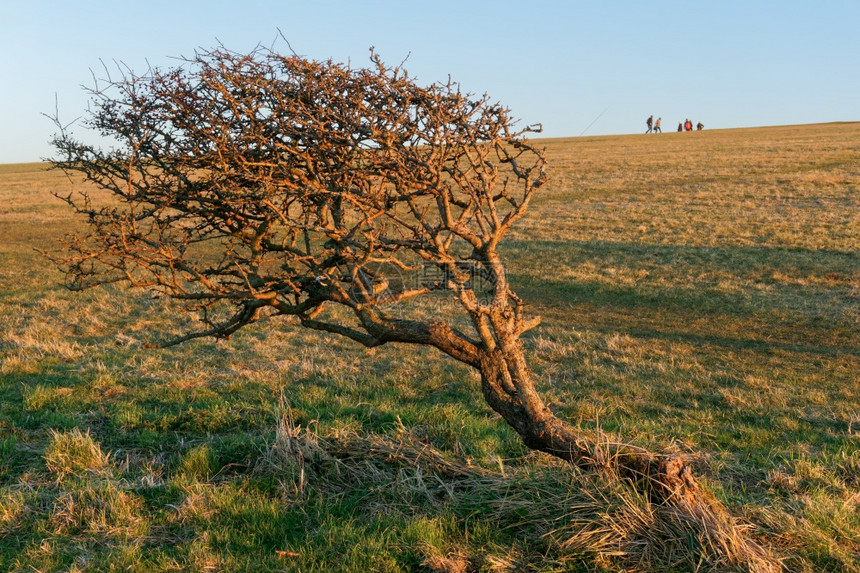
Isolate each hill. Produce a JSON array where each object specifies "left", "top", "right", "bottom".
[{"left": 1, "top": 122, "right": 858, "bottom": 571}]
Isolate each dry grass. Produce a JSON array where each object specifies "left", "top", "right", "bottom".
[
  {"left": 1, "top": 123, "right": 858, "bottom": 571},
  {"left": 256, "top": 405, "right": 781, "bottom": 572},
  {"left": 43, "top": 428, "right": 111, "bottom": 481},
  {"left": 526, "top": 124, "right": 859, "bottom": 251}
]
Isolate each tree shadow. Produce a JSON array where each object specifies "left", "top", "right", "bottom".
[{"left": 507, "top": 240, "right": 859, "bottom": 357}]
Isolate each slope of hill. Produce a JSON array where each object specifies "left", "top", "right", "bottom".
[{"left": 1, "top": 123, "right": 858, "bottom": 572}]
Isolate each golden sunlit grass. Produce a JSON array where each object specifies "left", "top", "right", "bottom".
[{"left": 0, "top": 123, "right": 858, "bottom": 571}]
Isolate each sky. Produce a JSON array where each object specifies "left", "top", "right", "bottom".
[{"left": 1, "top": 1, "right": 858, "bottom": 164}]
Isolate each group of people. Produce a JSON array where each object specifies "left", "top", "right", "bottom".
[{"left": 646, "top": 115, "right": 703, "bottom": 133}]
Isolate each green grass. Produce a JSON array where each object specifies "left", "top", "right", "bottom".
[{"left": 1, "top": 123, "right": 858, "bottom": 571}]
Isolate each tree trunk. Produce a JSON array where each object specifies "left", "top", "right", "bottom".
[
  {"left": 476, "top": 346, "right": 780, "bottom": 571},
  {"left": 476, "top": 348, "right": 684, "bottom": 498}
]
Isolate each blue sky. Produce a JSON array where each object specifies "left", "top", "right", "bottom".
[{"left": 1, "top": 1, "right": 858, "bottom": 164}]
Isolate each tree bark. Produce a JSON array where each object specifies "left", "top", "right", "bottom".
[
  {"left": 475, "top": 345, "right": 780, "bottom": 570},
  {"left": 478, "top": 346, "right": 718, "bottom": 507}
]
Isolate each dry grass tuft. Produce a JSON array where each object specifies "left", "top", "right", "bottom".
[
  {"left": 0, "top": 489, "right": 30, "bottom": 537},
  {"left": 253, "top": 392, "right": 327, "bottom": 493},
  {"left": 43, "top": 428, "right": 110, "bottom": 481},
  {"left": 421, "top": 548, "right": 473, "bottom": 573},
  {"left": 49, "top": 482, "right": 146, "bottom": 540}
]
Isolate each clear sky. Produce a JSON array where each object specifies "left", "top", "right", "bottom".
[{"left": 1, "top": 1, "right": 858, "bottom": 164}]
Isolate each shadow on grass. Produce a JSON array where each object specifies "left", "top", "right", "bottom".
[{"left": 507, "top": 240, "right": 859, "bottom": 357}]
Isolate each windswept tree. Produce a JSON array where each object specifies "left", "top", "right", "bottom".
[{"left": 49, "top": 45, "right": 774, "bottom": 569}]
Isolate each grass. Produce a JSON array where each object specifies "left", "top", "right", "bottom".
[{"left": 1, "top": 123, "right": 858, "bottom": 571}]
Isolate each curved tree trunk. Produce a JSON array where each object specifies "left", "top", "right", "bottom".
[
  {"left": 475, "top": 346, "right": 780, "bottom": 571},
  {"left": 477, "top": 348, "right": 690, "bottom": 499}
]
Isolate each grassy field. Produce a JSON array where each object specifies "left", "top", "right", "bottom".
[{"left": 1, "top": 122, "right": 858, "bottom": 572}]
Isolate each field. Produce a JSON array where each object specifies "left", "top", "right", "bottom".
[{"left": 1, "top": 122, "right": 858, "bottom": 571}]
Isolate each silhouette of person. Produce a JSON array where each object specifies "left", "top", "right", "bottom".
[
  {"left": 654, "top": 117, "right": 662, "bottom": 133},
  {"left": 696, "top": 122, "right": 704, "bottom": 130},
  {"left": 684, "top": 119, "right": 693, "bottom": 131},
  {"left": 678, "top": 123, "right": 683, "bottom": 132},
  {"left": 646, "top": 115, "right": 653, "bottom": 134}
]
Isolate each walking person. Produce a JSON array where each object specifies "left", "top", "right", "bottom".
[
  {"left": 645, "top": 115, "right": 653, "bottom": 134},
  {"left": 654, "top": 117, "right": 662, "bottom": 133},
  {"left": 684, "top": 118, "right": 693, "bottom": 132}
]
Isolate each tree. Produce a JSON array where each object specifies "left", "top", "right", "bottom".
[{"left": 49, "top": 45, "right": 772, "bottom": 567}]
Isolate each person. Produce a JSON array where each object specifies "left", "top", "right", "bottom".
[
  {"left": 654, "top": 117, "right": 662, "bottom": 133},
  {"left": 678, "top": 122, "right": 683, "bottom": 132},
  {"left": 645, "top": 115, "right": 653, "bottom": 134},
  {"left": 696, "top": 122, "right": 704, "bottom": 130},
  {"left": 684, "top": 119, "right": 693, "bottom": 132}
]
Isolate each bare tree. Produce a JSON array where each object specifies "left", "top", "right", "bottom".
[{"left": 48, "top": 45, "right": 774, "bottom": 567}]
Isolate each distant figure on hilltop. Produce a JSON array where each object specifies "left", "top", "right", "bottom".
[
  {"left": 684, "top": 119, "right": 693, "bottom": 131},
  {"left": 678, "top": 122, "right": 683, "bottom": 132},
  {"left": 646, "top": 115, "right": 654, "bottom": 134},
  {"left": 654, "top": 117, "right": 662, "bottom": 133},
  {"left": 697, "top": 122, "right": 704, "bottom": 130}
]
